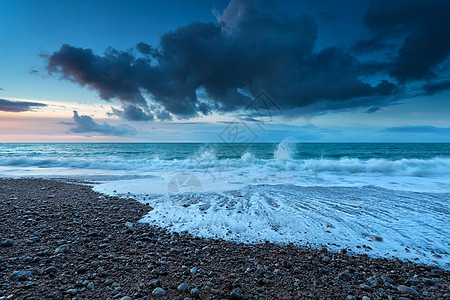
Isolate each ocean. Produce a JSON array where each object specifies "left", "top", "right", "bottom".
[{"left": 0, "top": 142, "right": 449, "bottom": 267}]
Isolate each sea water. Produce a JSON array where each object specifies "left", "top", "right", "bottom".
[{"left": 0, "top": 142, "right": 449, "bottom": 267}]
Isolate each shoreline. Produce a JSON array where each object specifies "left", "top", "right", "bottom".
[{"left": 0, "top": 178, "right": 448, "bottom": 299}]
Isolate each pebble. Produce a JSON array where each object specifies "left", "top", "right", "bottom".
[
  {"left": 121, "top": 297, "right": 132, "bottom": 300},
  {"left": 87, "top": 282, "right": 94, "bottom": 291},
  {"left": 397, "top": 285, "right": 420, "bottom": 297},
  {"left": 44, "top": 266, "right": 57, "bottom": 274},
  {"left": 178, "top": 283, "right": 190, "bottom": 292},
  {"left": 359, "top": 284, "right": 372, "bottom": 292},
  {"left": 152, "top": 287, "right": 166, "bottom": 296},
  {"left": 322, "top": 256, "right": 331, "bottom": 263},
  {"left": 150, "top": 279, "right": 161, "bottom": 288},
  {"left": 55, "top": 244, "right": 70, "bottom": 254},
  {"left": 66, "top": 289, "right": 77, "bottom": 295},
  {"left": 190, "top": 267, "right": 197, "bottom": 274},
  {"left": 362, "top": 296, "right": 370, "bottom": 300},
  {"left": 230, "top": 289, "right": 243, "bottom": 299},
  {"left": 1, "top": 240, "right": 13, "bottom": 247},
  {"left": 10, "top": 271, "right": 31, "bottom": 281},
  {"left": 190, "top": 287, "right": 200, "bottom": 297}
]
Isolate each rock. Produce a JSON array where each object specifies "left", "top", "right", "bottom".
[
  {"left": 44, "top": 266, "right": 57, "bottom": 274},
  {"left": 190, "top": 287, "right": 200, "bottom": 297},
  {"left": 66, "top": 289, "right": 77, "bottom": 295},
  {"left": 230, "top": 289, "right": 243, "bottom": 299},
  {"left": 10, "top": 271, "right": 31, "bottom": 281},
  {"left": 178, "top": 283, "right": 190, "bottom": 292},
  {"left": 121, "top": 297, "right": 132, "bottom": 300},
  {"left": 397, "top": 285, "right": 420, "bottom": 297},
  {"left": 150, "top": 279, "right": 161, "bottom": 288},
  {"left": 322, "top": 256, "right": 331, "bottom": 263},
  {"left": 362, "top": 296, "right": 371, "bottom": 300},
  {"left": 1, "top": 240, "right": 13, "bottom": 247},
  {"left": 346, "top": 296, "right": 356, "bottom": 300},
  {"left": 55, "top": 244, "right": 70, "bottom": 254},
  {"left": 87, "top": 282, "right": 94, "bottom": 291},
  {"left": 190, "top": 267, "right": 197, "bottom": 274},
  {"left": 152, "top": 287, "right": 166, "bottom": 296},
  {"left": 359, "top": 284, "right": 373, "bottom": 292},
  {"left": 422, "top": 278, "right": 436, "bottom": 285},
  {"left": 125, "top": 222, "right": 134, "bottom": 229}
]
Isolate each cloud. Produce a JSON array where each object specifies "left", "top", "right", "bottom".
[
  {"left": 361, "top": 0, "right": 450, "bottom": 82},
  {"left": 109, "top": 105, "right": 155, "bottom": 122},
  {"left": 0, "top": 98, "right": 47, "bottom": 112},
  {"left": 66, "top": 110, "right": 138, "bottom": 136},
  {"left": 44, "top": 0, "right": 397, "bottom": 120},
  {"left": 423, "top": 80, "right": 450, "bottom": 95},
  {"left": 384, "top": 125, "right": 450, "bottom": 135}
]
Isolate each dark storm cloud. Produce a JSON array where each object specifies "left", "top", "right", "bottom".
[
  {"left": 44, "top": 0, "right": 397, "bottom": 120},
  {"left": 384, "top": 126, "right": 450, "bottom": 135},
  {"left": 361, "top": 0, "right": 450, "bottom": 83},
  {"left": 423, "top": 80, "right": 450, "bottom": 95},
  {"left": 0, "top": 98, "right": 47, "bottom": 112},
  {"left": 67, "top": 111, "right": 138, "bottom": 136}
]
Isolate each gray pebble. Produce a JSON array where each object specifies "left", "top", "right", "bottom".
[
  {"left": 55, "top": 244, "right": 70, "bottom": 254},
  {"left": 190, "top": 287, "right": 200, "bottom": 296},
  {"left": 360, "top": 284, "right": 372, "bottom": 292},
  {"left": 10, "top": 271, "right": 31, "bottom": 281},
  {"left": 121, "top": 297, "right": 132, "bottom": 300},
  {"left": 152, "top": 287, "right": 166, "bottom": 296},
  {"left": 178, "top": 283, "right": 190, "bottom": 292},
  {"left": 190, "top": 267, "right": 197, "bottom": 274},
  {"left": 397, "top": 285, "right": 420, "bottom": 297},
  {"left": 66, "top": 289, "right": 77, "bottom": 295},
  {"left": 230, "top": 289, "right": 243, "bottom": 300},
  {"left": 150, "top": 279, "right": 161, "bottom": 288},
  {"left": 1, "top": 240, "right": 13, "bottom": 247}
]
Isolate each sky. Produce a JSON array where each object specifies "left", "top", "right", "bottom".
[{"left": 1, "top": 0, "right": 450, "bottom": 142}]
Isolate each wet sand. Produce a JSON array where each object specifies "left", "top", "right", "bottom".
[{"left": 0, "top": 178, "right": 448, "bottom": 299}]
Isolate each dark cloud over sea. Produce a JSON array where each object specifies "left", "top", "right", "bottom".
[{"left": 44, "top": 0, "right": 450, "bottom": 121}]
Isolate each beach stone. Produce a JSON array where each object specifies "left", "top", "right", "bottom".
[
  {"left": 190, "top": 267, "right": 197, "bottom": 274},
  {"left": 55, "top": 244, "right": 70, "bottom": 254},
  {"left": 362, "top": 296, "right": 371, "bottom": 300},
  {"left": 150, "top": 279, "right": 161, "bottom": 288},
  {"left": 121, "top": 297, "right": 132, "bottom": 300},
  {"left": 397, "top": 285, "right": 419, "bottom": 297},
  {"left": 230, "top": 289, "right": 243, "bottom": 299},
  {"left": 44, "top": 266, "right": 57, "bottom": 274},
  {"left": 178, "top": 283, "right": 190, "bottom": 292},
  {"left": 66, "top": 289, "right": 77, "bottom": 295},
  {"left": 190, "top": 287, "right": 200, "bottom": 297},
  {"left": 1, "top": 240, "right": 13, "bottom": 247},
  {"left": 87, "top": 282, "right": 94, "bottom": 291},
  {"left": 422, "top": 278, "right": 436, "bottom": 285},
  {"left": 10, "top": 271, "right": 31, "bottom": 281},
  {"left": 152, "top": 288, "right": 166, "bottom": 296},
  {"left": 322, "top": 256, "right": 331, "bottom": 263},
  {"left": 360, "top": 284, "right": 372, "bottom": 292}
]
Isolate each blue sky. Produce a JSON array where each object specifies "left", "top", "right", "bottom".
[{"left": 1, "top": 0, "right": 449, "bottom": 142}]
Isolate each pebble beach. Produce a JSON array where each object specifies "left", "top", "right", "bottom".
[{"left": 0, "top": 178, "right": 449, "bottom": 299}]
